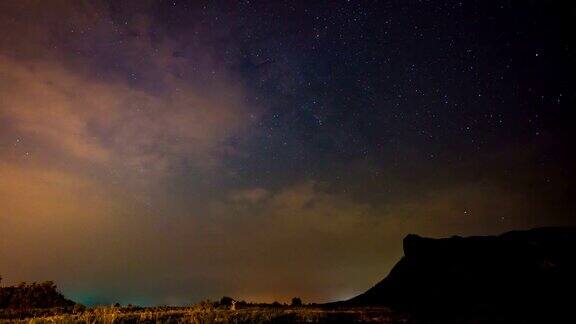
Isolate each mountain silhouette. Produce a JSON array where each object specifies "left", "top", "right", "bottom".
[{"left": 342, "top": 227, "right": 576, "bottom": 319}]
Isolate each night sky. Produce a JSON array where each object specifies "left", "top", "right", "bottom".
[{"left": 0, "top": 0, "right": 574, "bottom": 306}]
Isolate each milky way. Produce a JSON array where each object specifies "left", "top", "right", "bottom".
[{"left": 0, "top": 1, "right": 574, "bottom": 306}]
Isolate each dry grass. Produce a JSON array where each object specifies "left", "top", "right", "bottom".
[{"left": 0, "top": 305, "right": 410, "bottom": 323}]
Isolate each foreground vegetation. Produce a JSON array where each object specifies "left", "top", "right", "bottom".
[
  {"left": 0, "top": 305, "right": 408, "bottom": 323},
  {"left": 0, "top": 278, "right": 408, "bottom": 323}
]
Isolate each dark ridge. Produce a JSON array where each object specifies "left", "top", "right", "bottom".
[{"left": 336, "top": 227, "right": 576, "bottom": 320}]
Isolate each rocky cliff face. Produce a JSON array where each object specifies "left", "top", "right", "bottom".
[{"left": 347, "top": 227, "right": 576, "bottom": 318}]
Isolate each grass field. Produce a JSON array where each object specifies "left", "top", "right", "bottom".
[{"left": 0, "top": 305, "right": 410, "bottom": 323}]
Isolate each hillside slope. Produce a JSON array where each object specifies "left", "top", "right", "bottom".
[{"left": 346, "top": 227, "right": 576, "bottom": 318}]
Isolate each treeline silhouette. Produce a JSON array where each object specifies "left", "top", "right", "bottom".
[
  {"left": 0, "top": 277, "right": 74, "bottom": 309},
  {"left": 216, "top": 296, "right": 305, "bottom": 309}
]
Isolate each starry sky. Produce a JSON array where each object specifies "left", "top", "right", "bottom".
[{"left": 0, "top": 0, "right": 574, "bottom": 306}]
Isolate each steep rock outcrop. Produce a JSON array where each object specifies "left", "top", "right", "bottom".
[{"left": 347, "top": 227, "right": 576, "bottom": 318}]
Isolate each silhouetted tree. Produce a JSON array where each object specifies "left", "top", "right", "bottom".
[
  {"left": 0, "top": 280, "right": 74, "bottom": 309},
  {"left": 291, "top": 297, "right": 302, "bottom": 307},
  {"left": 219, "top": 296, "right": 234, "bottom": 306}
]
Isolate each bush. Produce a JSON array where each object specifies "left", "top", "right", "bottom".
[
  {"left": 219, "top": 296, "right": 234, "bottom": 307},
  {"left": 291, "top": 297, "right": 303, "bottom": 307},
  {"left": 0, "top": 280, "right": 74, "bottom": 309},
  {"left": 73, "top": 303, "right": 86, "bottom": 314},
  {"left": 271, "top": 301, "right": 281, "bottom": 307}
]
